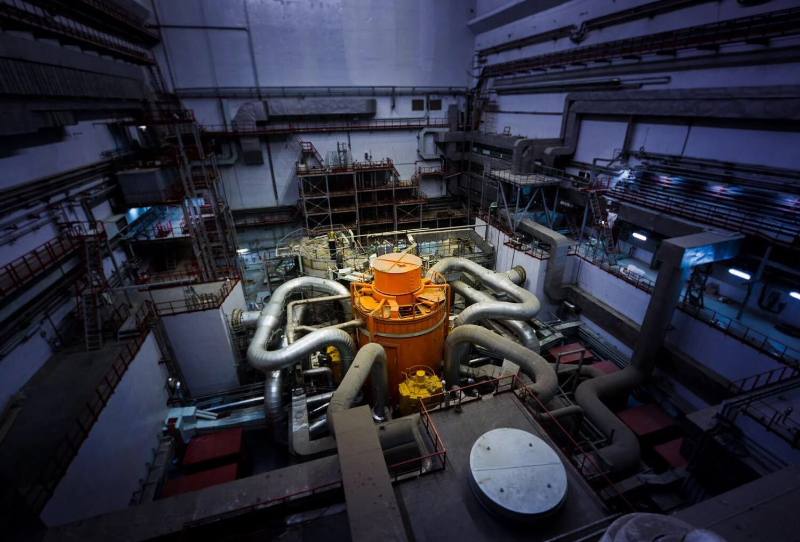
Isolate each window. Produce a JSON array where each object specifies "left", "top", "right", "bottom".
[
  {"left": 412, "top": 98, "right": 425, "bottom": 111},
  {"left": 428, "top": 98, "right": 442, "bottom": 111}
]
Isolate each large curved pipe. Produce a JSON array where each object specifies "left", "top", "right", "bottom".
[
  {"left": 327, "top": 343, "right": 388, "bottom": 435},
  {"left": 427, "top": 258, "right": 541, "bottom": 327},
  {"left": 247, "top": 277, "right": 352, "bottom": 372},
  {"left": 518, "top": 218, "right": 571, "bottom": 302},
  {"left": 247, "top": 277, "right": 354, "bottom": 439},
  {"left": 444, "top": 325, "right": 557, "bottom": 403},
  {"left": 574, "top": 367, "right": 643, "bottom": 473},
  {"left": 451, "top": 280, "right": 540, "bottom": 352}
]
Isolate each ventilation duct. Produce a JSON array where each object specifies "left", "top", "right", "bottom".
[{"left": 232, "top": 101, "right": 268, "bottom": 165}]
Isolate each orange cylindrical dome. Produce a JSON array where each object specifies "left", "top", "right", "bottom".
[{"left": 372, "top": 253, "right": 423, "bottom": 296}]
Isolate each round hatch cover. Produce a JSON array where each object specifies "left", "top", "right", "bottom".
[{"left": 469, "top": 427, "right": 568, "bottom": 520}]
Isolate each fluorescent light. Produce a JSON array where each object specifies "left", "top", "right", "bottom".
[
  {"left": 632, "top": 232, "right": 647, "bottom": 242},
  {"left": 237, "top": 248, "right": 250, "bottom": 254},
  {"left": 728, "top": 268, "right": 751, "bottom": 281},
  {"left": 790, "top": 291, "right": 800, "bottom": 301},
  {"left": 137, "top": 125, "right": 147, "bottom": 130}
]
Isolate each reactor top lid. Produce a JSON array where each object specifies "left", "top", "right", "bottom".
[
  {"left": 371, "top": 252, "right": 423, "bottom": 295},
  {"left": 469, "top": 427, "right": 567, "bottom": 520}
]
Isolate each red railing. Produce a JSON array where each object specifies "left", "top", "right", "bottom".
[
  {"left": 205, "top": 117, "right": 449, "bottom": 137},
  {"left": 153, "top": 279, "right": 238, "bottom": 316},
  {"left": 23, "top": 301, "right": 157, "bottom": 513},
  {"left": 0, "top": 234, "right": 81, "bottom": 298},
  {"left": 514, "top": 376, "right": 635, "bottom": 511}
]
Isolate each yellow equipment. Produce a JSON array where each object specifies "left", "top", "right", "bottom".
[{"left": 398, "top": 367, "right": 443, "bottom": 415}]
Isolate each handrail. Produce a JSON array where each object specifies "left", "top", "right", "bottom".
[
  {"left": 205, "top": 117, "right": 449, "bottom": 136},
  {"left": 514, "top": 375, "right": 635, "bottom": 510},
  {"left": 0, "top": 234, "right": 81, "bottom": 298},
  {"left": 572, "top": 246, "right": 800, "bottom": 367},
  {"left": 153, "top": 279, "right": 238, "bottom": 316},
  {"left": 22, "top": 301, "right": 157, "bottom": 513}
]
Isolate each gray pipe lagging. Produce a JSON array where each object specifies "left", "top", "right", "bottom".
[
  {"left": 427, "top": 258, "right": 541, "bottom": 327},
  {"left": 246, "top": 276, "right": 352, "bottom": 372},
  {"left": 247, "top": 277, "right": 354, "bottom": 439},
  {"left": 518, "top": 218, "right": 571, "bottom": 302},
  {"left": 444, "top": 325, "right": 557, "bottom": 402},
  {"left": 327, "top": 343, "right": 388, "bottom": 435},
  {"left": 574, "top": 366, "right": 643, "bottom": 473},
  {"left": 451, "top": 280, "right": 539, "bottom": 352}
]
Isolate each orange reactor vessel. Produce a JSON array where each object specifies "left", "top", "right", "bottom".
[{"left": 351, "top": 252, "right": 450, "bottom": 403}]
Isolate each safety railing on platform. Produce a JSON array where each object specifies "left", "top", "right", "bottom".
[
  {"left": 204, "top": 117, "right": 449, "bottom": 136},
  {"left": 719, "top": 383, "right": 800, "bottom": 450},
  {"left": 152, "top": 278, "right": 238, "bottom": 316},
  {"left": 22, "top": 301, "right": 157, "bottom": 513},
  {"left": 728, "top": 365, "right": 800, "bottom": 395},
  {"left": 680, "top": 304, "right": 800, "bottom": 367},
  {"left": 514, "top": 375, "right": 635, "bottom": 510},
  {"left": 573, "top": 244, "right": 800, "bottom": 367},
  {"left": 0, "top": 233, "right": 81, "bottom": 298}
]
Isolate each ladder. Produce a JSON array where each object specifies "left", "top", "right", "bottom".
[
  {"left": 80, "top": 232, "right": 108, "bottom": 351},
  {"left": 586, "top": 189, "right": 618, "bottom": 265}
]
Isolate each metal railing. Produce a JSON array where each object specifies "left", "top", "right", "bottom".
[
  {"left": 22, "top": 301, "right": 157, "bottom": 513},
  {"left": 153, "top": 279, "right": 238, "bottom": 316},
  {"left": 719, "top": 381, "right": 800, "bottom": 450},
  {"left": 728, "top": 365, "right": 800, "bottom": 395},
  {"left": 205, "top": 117, "right": 449, "bottom": 137},
  {"left": 680, "top": 304, "right": 800, "bottom": 367},
  {"left": 514, "top": 375, "right": 634, "bottom": 510},
  {"left": 0, "top": 233, "right": 81, "bottom": 298},
  {"left": 610, "top": 187, "right": 798, "bottom": 245},
  {"left": 573, "top": 245, "right": 800, "bottom": 367}
]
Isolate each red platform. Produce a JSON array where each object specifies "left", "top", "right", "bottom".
[
  {"left": 548, "top": 342, "right": 595, "bottom": 364},
  {"left": 653, "top": 438, "right": 688, "bottom": 469},
  {"left": 617, "top": 404, "right": 676, "bottom": 438},
  {"left": 162, "top": 463, "right": 239, "bottom": 497},
  {"left": 591, "top": 360, "right": 620, "bottom": 374},
  {"left": 183, "top": 427, "right": 244, "bottom": 468}
]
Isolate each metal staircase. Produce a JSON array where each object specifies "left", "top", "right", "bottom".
[
  {"left": 586, "top": 188, "right": 619, "bottom": 265},
  {"left": 76, "top": 226, "right": 110, "bottom": 351}
]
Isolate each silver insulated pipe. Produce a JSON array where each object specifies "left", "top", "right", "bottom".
[
  {"left": 246, "top": 277, "right": 355, "bottom": 438},
  {"left": 444, "top": 325, "right": 557, "bottom": 403},
  {"left": 427, "top": 257, "right": 541, "bottom": 327},
  {"left": 451, "top": 279, "right": 540, "bottom": 352},
  {"left": 327, "top": 343, "right": 388, "bottom": 435}
]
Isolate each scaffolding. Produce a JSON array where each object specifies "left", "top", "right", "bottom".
[
  {"left": 130, "top": 108, "right": 241, "bottom": 282},
  {"left": 297, "top": 141, "right": 422, "bottom": 234}
]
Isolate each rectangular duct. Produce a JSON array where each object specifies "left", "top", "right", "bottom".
[
  {"left": 266, "top": 98, "right": 376, "bottom": 118},
  {"left": 117, "top": 168, "right": 181, "bottom": 206}
]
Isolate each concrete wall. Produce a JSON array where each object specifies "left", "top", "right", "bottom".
[
  {"left": 478, "top": 217, "right": 785, "bottom": 386},
  {"left": 476, "top": 0, "right": 800, "bottom": 168},
  {"left": 160, "top": 282, "right": 246, "bottom": 395},
  {"left": 42, "top": 333, "right": 169, "bottom": 526},
  {"left": 151, "top": 0, "right": 474, "bottom": 209}
]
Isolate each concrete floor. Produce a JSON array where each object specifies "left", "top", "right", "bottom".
[
  {"left": 0, "top": 342, "right": 127, "bottom": 500},
  {"left": 395, "top": 392, "right": 609, "bottom": 542}
]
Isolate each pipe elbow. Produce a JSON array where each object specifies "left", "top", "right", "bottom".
[
  {"left": 328, "top": 343, "right": 388, "bottom": 436},
  {"left": 574, "top": 367, "right": 643, "bottom": 473},
  {"left": 444, "top": 325, "right": 557, "bottom": 402}
]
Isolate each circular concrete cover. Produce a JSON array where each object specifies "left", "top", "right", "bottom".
[{"left": 468, "top": 428, "right": 568, "bottom": 520}]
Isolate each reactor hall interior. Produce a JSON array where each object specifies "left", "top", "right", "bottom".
[{"left": 1, "top": 1, "right": 800, "bottom": 541}]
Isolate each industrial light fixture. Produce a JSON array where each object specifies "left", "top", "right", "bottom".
[
  {"left": 137, "top": 125, "right": 147, "bottom": 130},
  {"left": 237, "top": 248, "right": 250, "bottom": 254},
  {"left": 728, "top": 268, "right": 751, "bottom": 281},
  {"left": 631, "top": 232, "right": 647, "bottom": 242},
  {"left": 790, "top": 291, "right": 800, "bottom": 301}
]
